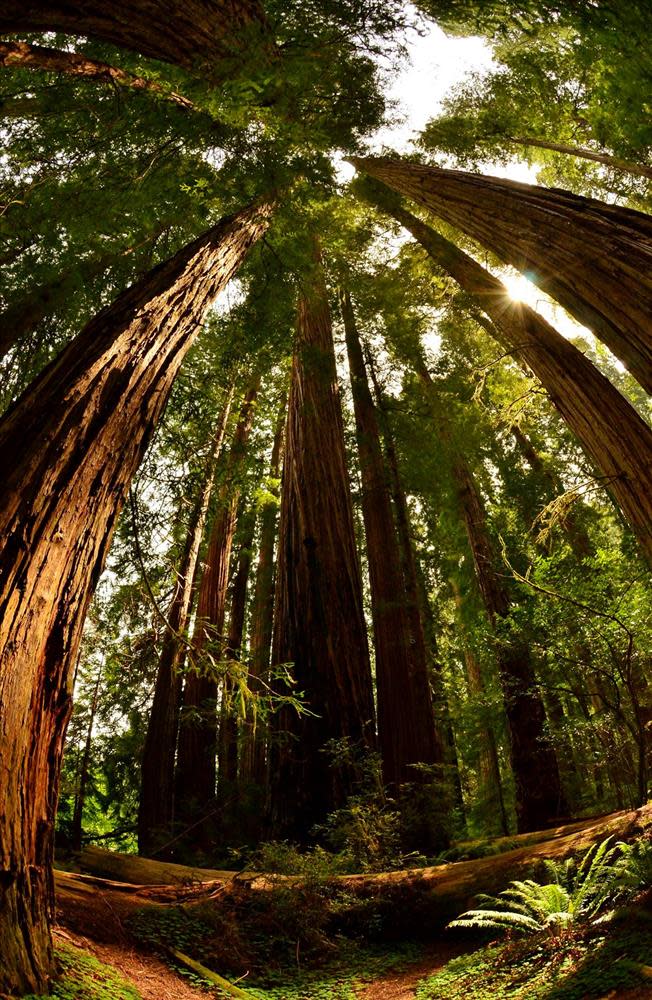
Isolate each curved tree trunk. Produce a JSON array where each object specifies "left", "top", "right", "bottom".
[
  {"left": 269, "top": 251, "right": 376, "bottom": 840},
  {"left": 0, "top": 198, "right": 270, "bottom": 996},
  {"left": 375, "top": 198, "right": 652, "bottom": 567},
  {"left": 0, "top": 40, "right": 195, "bottom": 108},
  {"left": 351, "top": 156, "right": 652, "bottom": 394},
  {"left": 138, "top": 388, "right": 234, "bottom": 857},
  {"left": 240, "top": 397, "right": 286, "bottom": 786},
  {"left": 174, "top": 380, "right": 258, "bottom": 847},
  {"left": 0, "top": 0, "right": 271, "bottom": 74},
  {"left": 341, "top": 289, "right": 444, "bottom": 795}
]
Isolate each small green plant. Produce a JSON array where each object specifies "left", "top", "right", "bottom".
[
  {"left": 449, "top": 837, "right": 623, "bottom": 936},
  {"left": 23, "top": 945, "right": 142, "bottom": 1000},
  {"left": 616, "top": 835, "right": 652, "bottom": 892}
]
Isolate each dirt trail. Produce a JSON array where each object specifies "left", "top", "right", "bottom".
[
  {"left": 54, "top": 930, "right": 209, "bottom": 1000},
  {"left": 356, "top": 942, "right": 465, "bottom": 999}
]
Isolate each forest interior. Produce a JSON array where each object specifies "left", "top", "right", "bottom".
[{"left": 2, "top": 0, "right": 652, "bottom": 998}]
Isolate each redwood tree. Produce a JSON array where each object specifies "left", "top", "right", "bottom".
[
  {"left": 0, "top": 199, "right": 271, "bottom": 996},
  {"left": 269, "top": 255, "right": 376, "bottom": 839},
  {"left": 0, "top": 0, "right": 270, "bottom": 74},
  {"left": 138, "top": 388, "right": 234, "bottom": 857},
  {"left": 351, "top": 156, "right": 652, "bottom": 394},
  {"left": 367, "top": 193, "right": 652, "bottom": 567},
  {"left": 341, "top": 288, "right": 444, "bottom": 791},
  {"left": 174, "top": 380, "right": 259, "bottom": 841}
]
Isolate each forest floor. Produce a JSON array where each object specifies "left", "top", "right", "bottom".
[{"left": 48, "top": 805, "right": 652, "bottom": 1000}]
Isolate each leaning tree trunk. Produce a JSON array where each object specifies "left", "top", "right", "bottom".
[
  {"left": 341, "top": 288, "right": 444, "bottom": 795},
  {"left": 0, "top": 40, "right": 195, "bottom": 109},
  {"left": 351, "top": 156, "right": 652, "bottom": 394},
  {"left": 0, "top": 0, "right": 271, "bottom": 74},
  {"left": 174, "top": 380, "right": 258, "bottom": 846},
  {"left": 240, "top": 397, "right": 286, "bottom": 786},
  {"left": 414, "top": 355, "right": 567, "bottom": 832},
  {"left": 138, "top": 388, "right": 234, "bottom": 857},
  {"left": 508, "top": 135, "right": 652, "bottom": 182},
  {"left": 374, "top": 197, "right": 652, "bottom": 567},
  {"left": 269, "top": 254, "right": 376, "bottom": 841},
  {"left": 0, "top": 199, "right": 270, "bottom": 996}
]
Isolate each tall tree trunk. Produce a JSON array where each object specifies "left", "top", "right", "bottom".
[
  {"left": 372, "top": 197, "right": 652, "bottom": 567},
  {"left": 240, "top": 397, "right": 286, "bottom": 785},
  {"left": 341, "top": 288, "right": 443, "bottom": 793},
  {"left": 0, "top": 0, "right": 271, "bottom": 74},
  {"left": 174, "top": 380, "right": 258, "bottom": 844},
  {"left": 138, "top": 388, "right": 234, "bottom": 857},
  {"left": 219, "top": 509, "right": 256, "bottom": 787},
  {"left": 414, "top": 355, "right": 567, "bottom": 832},
  {"left": 508, "top": 135, "right": 652, "bottom": 182},
  {"left": 367, "top": 356, "right": 464, "bottom": 820},
  {"left": 0, "top": 40, "right": 195, "bottom": 108},
  {"left": 269, "top": 254, "right": 376, "bottom": 840},
  {"left": 450, "top": 579, "right": 510, "bottom": 836},
  {"left": 351, "top": 156, "right": 652, "bottom": 394},
  {"left": 70, "top": 661, "right": 103, "bottom": 853},
  {"left": 0, "top": 199, "right": 270, "bottom": 996}
]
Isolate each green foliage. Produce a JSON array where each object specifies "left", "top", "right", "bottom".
[
  {"left": 23, "top": 946, "right": 141, "bottom": 1000},
  {"left": 617, "top": 836, "right": 652, "bottom": 892},
  {"left": 449, "top": 838, "right": 623, "bottom": 935}
]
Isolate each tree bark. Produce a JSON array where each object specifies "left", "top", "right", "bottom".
[
  {"left": 0, "top": 198, "right": 270, "bottom": 996},
  {"left": 138, "top": 388, "right": 234, "bottom": 857},
  {"left": 350, "top": 156, "right": 652, "bottom": 394},
  {"left": 240, "top": 397, "right": 286, "bottom": 786},
  {"left": 174, "top": 380, "right": 258, "bottom": 844},
  {"left": 376, "top": 198, "right": 652, "bottom": 567},
  {"left": 269, "top": 253, "right": 376, "bottom": 840},
  {"left": 412, "top": 353, "right": 567, "bottom": 832},
  {"left": 341, "top": 288, "right": 443, "bottom": 791},
  {"left": 0, "top": 40, "right": 195, "bottom": 109},
  {"left": 0, "top": 0, "right": 271, "bottom": 74},
  {"left": 509, "top": 135, "right": 652, "bottom": 182}
]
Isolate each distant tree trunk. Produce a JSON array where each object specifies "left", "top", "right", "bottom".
[
  {"left": 374, "top": 198, "right": 652, "bottom": 566},
  {"left": 341, "top": 288, "right": 444, "bottom": 794},
  {"left": 70, "top": 661, "right": 103, "bottom": 853},
  {"left": 174, "top": 380, "right": 258, "bottom": 843},
  {"left": 414, "top": 357, "right": 567, "bottom": 832},
  {"left": 0, "top": 0, "right": 271, "bottom": 74},
  {"left": 269, "top": 254, "right": 376, "bottom": 840},
  {"left": 138, "top": 388, "right": 234, "bottom": 857},
  {"left": 0, "top": 199, "right": 270, "bottom": 997},
  {"left": 365, "top": 349, "right": 464, "bottom": 824},
  {"left": 0, "top": 41, "right": 195, "bottom": 108},
  {"left": 508, "top": 135, "right": 652, "bottom": 182},
  {"left": 351, "top": 156, "right": 652, "bottom": 394},
  {"left": 450, "top": 578, "right": 510, "bottom": 836},
  {"left": 240, "top": 397, "right": 286, "bottom": 785},
  {"left": 218, "top": 509, "right": 256, "bottom": 787}
]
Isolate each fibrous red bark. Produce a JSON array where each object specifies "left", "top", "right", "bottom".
[
  {"left": 351, "top": 156, "right": 652, "bottom": 394},
  {"left": 0, "top": 0, "right": 271, "bottom": 74},
  {"left": 269, "top": 255, "right": 376, "bottom": 839},
  {"left": 0, "top": 199, "right": 271, "bottom": 995}
]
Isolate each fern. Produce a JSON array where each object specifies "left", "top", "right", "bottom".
[{"left": 448, "top": 837, "right": 623, "bottom": 937}]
